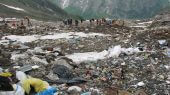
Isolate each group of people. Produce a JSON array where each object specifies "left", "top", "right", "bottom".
[
  {"left": 63, "top": 19, "right": 84, "bottom": 26},
  {"left": 90, "top": 18, "right": 117, "bottom": 26},
  {"left": 0, "top": 16, "right": 32, "bottom": 30},
  {"left": 12, "top": 16, "right": 32, "bottom": 29},
  {"left": 63, "top": 18, "right": 123, "bottom": 27}
]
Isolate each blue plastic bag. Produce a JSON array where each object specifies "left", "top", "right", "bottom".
[{"left": 36, "top": 87, "right": 58, "bottom": 95}]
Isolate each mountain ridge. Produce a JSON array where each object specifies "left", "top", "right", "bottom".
[
  {"left": 0, "top": 0, "right": 69, "bottom": 21},
  {"left": 52, "top": 0, "right": 170, "bottom": 19}
]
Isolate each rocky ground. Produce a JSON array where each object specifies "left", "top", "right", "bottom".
[{"left": 0, "top": 13, "right": 170, "bottom": 95}]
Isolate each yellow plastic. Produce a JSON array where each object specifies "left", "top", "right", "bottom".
[
  {"left": 22, "top": 78, "right": 49, "bottom": 94},
  {"left": 0, "top": 72, "right": 12, "bottom": 77}
]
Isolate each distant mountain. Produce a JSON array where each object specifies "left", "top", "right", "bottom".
[
  {"left": 0, "top": 0, "right": 70, "bottom": 21},
  {"left": 52, "top": 0, "right": 170, "bottom": 19}
]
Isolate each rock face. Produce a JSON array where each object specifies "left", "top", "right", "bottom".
[
  {"left": 52, "top": 0, "right": 170, "bottom": 19},
  {"left": 0, "top": 0, "right": 69, "bottom": 20}
]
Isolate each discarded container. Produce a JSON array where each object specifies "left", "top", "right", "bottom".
[
  {"left": 0, "top": 84, "right": 25, "bottom": 95},
  {"left": 13, "top": 84, "right": 25, "bottom": 95}
]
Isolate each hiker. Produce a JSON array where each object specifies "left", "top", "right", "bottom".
[
  {"left": 25, "top": 16, "right": 32, "bottom": 27},
  {"left": 63, "top": 19, "right": 67, "bottom": 25},
  {"left": 70, "top": 19, "right": 73, "bottom": 25},
  {"left": 90, "top": 19, "right": 92, "bottom": 25},
  {"left": 92, "top": 18, "right": 95, "bottom": 22},
  {"left": 98, "top": 19, "right": 102, "bottom": 26},
  {"left": 102, "top": 18, "right": 106, "bottom": 24},
  {"left": 81, "top": 19, "right": 83, "bottom": 23},
  {"left": 75, "top": 20, "right": 79, "bottom": 26},
  {"left": 68, "top": 19, "right": 73, "bottom": 26},
  {"left": 12, "top": 21, "right": 16, "bottom": 27},
  {"left": 96, "top": 19, "right": 99, "bottom": 25},
  {"left": 20, "top": 20, "right": 24, "bottom": 26},
  {"left": 18, "top": 20, "right": 26, "bottom": 30}
]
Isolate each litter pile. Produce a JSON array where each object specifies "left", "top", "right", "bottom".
[{"left": 0, "top": 12, "right": 170, "bottom": 95}]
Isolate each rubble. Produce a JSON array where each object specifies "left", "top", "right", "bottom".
[{"left": 0, "top": 13, "right": 170, "bottom": 95}]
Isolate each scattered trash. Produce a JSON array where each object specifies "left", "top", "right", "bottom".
[
  {"left": 136, "top": 81, "right": 145, "bottom": 87},
  {"left": 0, "top": 12, "right": 170, "bottom": 95}
]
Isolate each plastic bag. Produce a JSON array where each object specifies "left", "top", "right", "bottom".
[
  {"left": 36, "top": 87, "right": 58, "bottom": 95},
  {"left": 22, "top": 78, "right": 49, "bottom": 94},
  {"left": 0, "top": 85, "right": 24, "bottom": 95},
  {"left": 0, "top": 72, "right": 12, "bottom": 77},
  {"left": 13, "top": 84, "right": 25, "bottom": 95}
]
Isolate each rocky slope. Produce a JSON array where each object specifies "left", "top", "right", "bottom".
[
  {"left": 0, "top": 0, "right": 69, "bottom": 21},
  {"left": 52, "top": 0, "right": 170, "bottom": 19}
]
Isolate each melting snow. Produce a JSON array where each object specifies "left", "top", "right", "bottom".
[
  {"left": 2, "top": 32, "right": 109, "bottom": 43},
  {"left": 138, "top": 21, "right": 153, "bottom": 25},
  {"left": 130, "top": 25, "right": 147, "bottom": 28},
  {"left": 66, "top": 45, "right": 140, "bottom": 63},
  {"left": 0, "top": 3, "right": 25, "bottom": 12},
  {"left": 2, "top": 35, "right": 39, "bottom": 43},
  {"left": 62, "top": 0, "right": 70, "bottom": 8}
]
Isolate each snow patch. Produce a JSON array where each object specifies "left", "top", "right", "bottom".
[
  {"left": 2, "top": 35, "right": 38, "bottom": 43},
  {"left": 130, "top": 25, "right": 147, "bottom": 28},
  {"left": 66, "top": 45, "right": 140, "bottom": 63},
  {"left": 62, "top": 0, "right": 70, "bottom": 8},
  {"left": 138, "top": 21, "right": 153, "bottom": 25},
  {"left": 0, "top": 3, "right": 25, "bottom": 12},
  {"left": 2, "top": 32, "right": 109, "bottom": 43}
]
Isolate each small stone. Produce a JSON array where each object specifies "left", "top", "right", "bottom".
[
  {"left": 159, "top": 75, "right": 165, "bottom": 80},
  {"left": 68, "top": 86, "right": 82, "bottom": 94}
]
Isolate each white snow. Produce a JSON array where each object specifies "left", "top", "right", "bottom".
[
  {"left": 138, "top": 21, "right": 153, "bottom": 25},
  {"left": 66, "top": 45, "right": 140, "bottom": 63},
  {"left": 62, "top": 0, "right": 70, "bottom": 8},
  {"left": 41, "top": 32, "right": 109, "bottom": 40},
  {"left": 2, "top": 32, "right": 109, "bottom": 43},
  {"left": 130, "top": 25, "right": 147, "bottom": 28},
  {"left": 66, "top": 50, "right": 108, "bottom": 63},
  {"left": 2, "top": 35, "right": 38, "bottom": 43},
  {"left": 0, "top": 40, "right": 9, "bottom": 45},
  {"left": 0, "top": 3, "right": 25, "bottom": 12}
]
